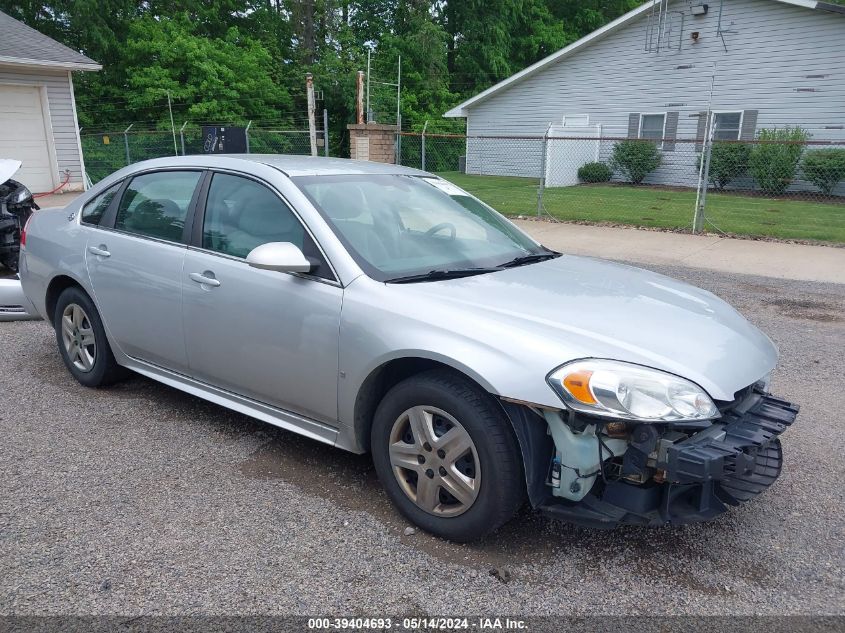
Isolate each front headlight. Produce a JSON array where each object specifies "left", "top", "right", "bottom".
[
  {"left": 547, "top": 359, "right": 719, "bottom": 422},
  {"left": 10, "top": 186, "right": 32, "bottom": 205}
]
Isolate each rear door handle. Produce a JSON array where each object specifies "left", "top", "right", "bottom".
[
  {"left": 189, "top": 272, "right": 221, "bottom": 287},
  {"left": 88, "top": 245, "right": 110, "bottom": 258}
]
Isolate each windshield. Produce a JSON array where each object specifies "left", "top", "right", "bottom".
[{"left": 292, "top": 174, "right": 548, "bottom": 282}]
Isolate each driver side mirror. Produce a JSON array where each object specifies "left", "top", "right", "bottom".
[{"left": 246, "top": 242, "right": 312, "bottom": 273}]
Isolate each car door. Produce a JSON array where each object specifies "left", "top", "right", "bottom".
[
  {"left": 181, "top": 171, "right": 343, "bottom": 424},
  {"left": 86, "top": 169, "right": 203, "bottom": 372}
]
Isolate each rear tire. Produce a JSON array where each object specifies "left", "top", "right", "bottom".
[
  {"left": 371, "top": 369, "right": 524, "bottom": 542},
  {"left": 53, "top": 286, "right": 129, "bottom": 387}
]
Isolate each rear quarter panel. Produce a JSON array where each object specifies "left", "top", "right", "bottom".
[{"left": 19, "top": 206, "right": 92, "bottom": 320}]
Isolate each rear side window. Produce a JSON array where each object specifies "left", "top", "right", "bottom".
[
  {"left": 115, "top": 171, "right": 201, "bottom": 242},
  {"left": 80, "top": 182, "right": 121, "bottom": 225}
]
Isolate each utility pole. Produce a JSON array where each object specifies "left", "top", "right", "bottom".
[
  {"left": 356, "top": 71, "right": 364, "bottom": 124},
  {"left": 395, "top": 56, "right": 401, "bottom": 163},
  {"left": 366, "top": 48, "right": 371, "bottom": 123},
  {"left": 396, "top": 55, "right": 401, "bottom": 129},
  {"left": 323, "top": 108, "right": 329, "bottom": 157},
  {"left": 306, "top": 73, "right": 318, "bottom": 157},
  {"left": 166, "top": 91, "right": 177, "bottom": 156}
]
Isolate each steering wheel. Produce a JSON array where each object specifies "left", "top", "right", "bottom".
[{"left": 425, "top": 222, "right": 456, "bottom": 240}]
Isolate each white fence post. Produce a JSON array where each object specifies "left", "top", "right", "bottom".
[
  {"left": 421, "top": 120, "right": 428, "bottom": 171},
  {"left": 537, "top": 123, "right": 552, "bottom": 217},
  {"left": 179, "top": 121, "right": 187, "bottom": 156},
  {"left": 123, "top": 123, "right": 133, "bottom": 165}
]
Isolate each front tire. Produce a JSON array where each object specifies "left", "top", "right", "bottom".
[
  {"left": 371, "top": 369, "right": 524, "bottom": 542},
  {"left": 54, "top": 286, "right": 128, "bottom": 387}
]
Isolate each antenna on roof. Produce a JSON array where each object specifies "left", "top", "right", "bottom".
[
  {"left": 644, "top": 0, "right": 684, "bottom": 53},
  {"left": 644, "top": 0, "right": 670, "bottom": 52},
  {"left": 715, "top": 0, "right": 738, "bottom": 53}
]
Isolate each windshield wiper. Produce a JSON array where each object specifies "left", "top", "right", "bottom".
[
  {"left": 385, "top": 267, "right": 503, "bottom": 284},
  {"left": 499, "top": 251, "right": 560, "bottom": 268}
]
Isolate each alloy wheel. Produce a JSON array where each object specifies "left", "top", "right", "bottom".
[
  {"left": 388, "top": 405, "right": 481, "bottom": 517},
  {"left": 60, "top": 303, "right": 96, "bottom": 372}
]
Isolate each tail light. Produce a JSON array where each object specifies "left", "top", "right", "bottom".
[{"left": 20, "top": 214, "right": 33, "bottom": 247}]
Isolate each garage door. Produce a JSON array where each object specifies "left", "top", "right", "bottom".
[{"left": 0, "top": 85, "right": 55, "bottom": 192}]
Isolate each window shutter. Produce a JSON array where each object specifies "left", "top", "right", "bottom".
[
  {"left": 627, "top": 113, "right": 640, "bottom": 138},
  {"left": 695, "top": 111, "right": 708, "bottom": 151},
  {"left": 740, "top": 110, "right": 758, "bottom": 141},
  {"left": 663, "top": 111, "right": 679, "bottom": 151}
]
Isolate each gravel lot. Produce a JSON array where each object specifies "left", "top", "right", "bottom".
[{"left": 1, "top": 264, "right": 843, "bottom": 616}]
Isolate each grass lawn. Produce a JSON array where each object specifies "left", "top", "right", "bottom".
[{"left": 438, "top": 171, "right": 845, "bottom": 244}]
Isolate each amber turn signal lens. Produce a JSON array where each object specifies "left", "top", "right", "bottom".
[{"left": 562, "top": 370, "right": 596, "bottom": 405}]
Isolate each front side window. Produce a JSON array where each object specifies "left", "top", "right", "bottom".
[
  {"left": 639, "top": 114, "right": 666, "bottom": 143},
  {"left": 202, "top": 173, "right": 305, "bottom": 258},
  {"left": 293, "top": 174, "right": 546, "bottom": 282},
  {"left": 80, "top": 182, "right": 121, "bottom": 225},
  {"left": 115, "top": 171, "right": 201, "bottom": 242},
  {"left": 713, "top": 112, "right": 742, "bottom": 141}
]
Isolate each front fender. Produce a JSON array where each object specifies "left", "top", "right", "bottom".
[{"left": 336, "top": 277, "right": 566, "bottom": 452}]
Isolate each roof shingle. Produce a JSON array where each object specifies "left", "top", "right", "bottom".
[{"left": 0, "top": 10, "right": 100, "bottom": 70}]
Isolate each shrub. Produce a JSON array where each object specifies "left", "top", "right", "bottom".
[
  {"left": 748, "top": 127, "right": 810, "bottom": 196},
  {"left": 577, "top": 161, "right": 612, "bottom": 183},
  {"left": 610, "top": 140, "right": 661, "bottom": 184},
  {"left": 801, "top": 148, "right": 845, "bottom": 196},
  {"left": 704, "top": 142, "right": 751, "bottom": 190}
]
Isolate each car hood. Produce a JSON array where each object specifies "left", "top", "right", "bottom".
[
  {"left": 0, "top": 159, "right": 21, "bottom": 185},
  {"left": 393, "top": 255, "right": 777, "bottom": 402}
]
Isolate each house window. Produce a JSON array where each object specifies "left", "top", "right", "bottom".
[
  {"left": 639, "top": 114, "right": 666, "bottom": 144},
  {"left": 713, "top": 112, "right": 743, "bottom": 141}
]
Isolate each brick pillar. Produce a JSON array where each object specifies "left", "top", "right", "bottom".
[{"left": 348, "top": 123, "right": 398, "bottom": 163}]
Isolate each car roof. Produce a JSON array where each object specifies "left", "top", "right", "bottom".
[{"left": 118, "top": 154, "right": 431, "bottom": 178}]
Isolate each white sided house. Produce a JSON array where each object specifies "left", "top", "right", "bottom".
[
  {"left": 444, "top": 0, "right": 845, "bottom": 191},
  {"left": 0, "top": 10, "right": 100, "bottom": 193}
]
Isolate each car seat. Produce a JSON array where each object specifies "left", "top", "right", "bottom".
[
  {"left": 122, "top": 198, "right": 184, "bottom": 242},
  {"left": 223, "top": 186, "right": 304, "bottom": 258},
  {"left": 317, "top": 185, "right": 390, "bottom": 265}
]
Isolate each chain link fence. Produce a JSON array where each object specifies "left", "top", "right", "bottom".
[
  {"left": 396, "top": 131, "right": 845, "bottom": 244},
  {"left": 81, "top": 125, "right": 328, "bottom": 185}
]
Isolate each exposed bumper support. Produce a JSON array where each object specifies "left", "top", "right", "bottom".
[
  {"left": 0, "top": 275, "right": 40, "bottom": 321},
  {"left": 535, "top": 392, "right": 798, "bottom": 529}
]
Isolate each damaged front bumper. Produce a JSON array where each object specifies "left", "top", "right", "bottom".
[{"left": 508, "top": 391, "right": 799, "bottom": 529}]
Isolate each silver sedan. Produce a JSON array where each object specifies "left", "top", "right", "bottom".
[{"left": 19, "top": 155, "right": 798, "bottom": 541}]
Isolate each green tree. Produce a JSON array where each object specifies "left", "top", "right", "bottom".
[
  {"left": 119, "top": 14, "right": 292, "bottom": 127},
  {"left": 1, "top": 0, "right": 645, "bottom": 153}
]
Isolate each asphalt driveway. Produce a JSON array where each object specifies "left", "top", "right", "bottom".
[{"left": 1, "top": 264, "right": 843, "bottom": 616}]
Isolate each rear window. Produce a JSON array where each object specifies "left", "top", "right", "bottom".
[{"left": 114, "top": 171, "right": 201, "bottom": 242}]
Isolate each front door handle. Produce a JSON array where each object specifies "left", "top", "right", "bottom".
[
  {"left": 88, "top": 245, "right": 110, "bottom": 258},
  {"left": 189, "top": 271, "right": 221, "bottom": 287}
]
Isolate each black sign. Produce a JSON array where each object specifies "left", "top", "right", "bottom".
[{"left": 201, "top": 126, "right": 247, "bottom": 154}]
